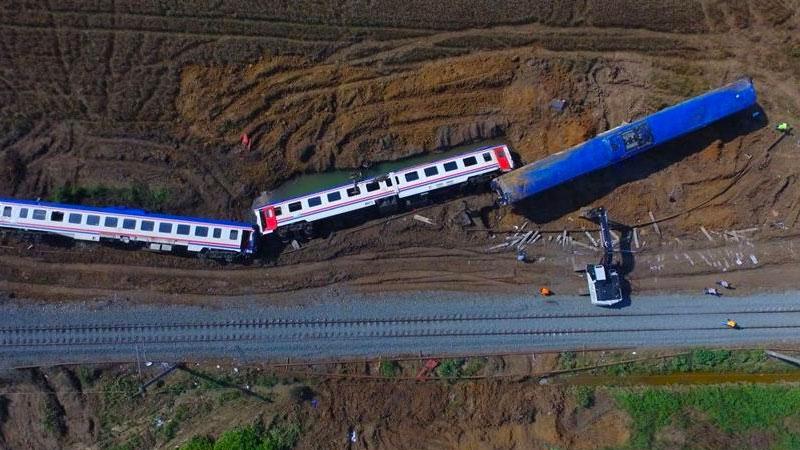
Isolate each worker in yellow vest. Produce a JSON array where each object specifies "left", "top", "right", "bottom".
[{"left": 776, "top": 122, "right": 791, "bottom": 133}]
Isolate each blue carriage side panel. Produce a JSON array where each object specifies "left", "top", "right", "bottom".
[{"left": 492, "top": 78, "right": 757, "bottom": 204}]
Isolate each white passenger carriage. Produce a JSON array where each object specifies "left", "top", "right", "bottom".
[
  {"left": 254, "top": 144, "right": 514, "bottom": 236},
  {"left": 0, "top": 198, "right": 257, "bottom": 259}
]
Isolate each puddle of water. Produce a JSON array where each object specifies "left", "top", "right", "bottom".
[
  {"left": 552, "top": 371, "right": 800, "bottom": 386},
  {"left": 263, "top": 139, "right": 505, "bottom": 202}
]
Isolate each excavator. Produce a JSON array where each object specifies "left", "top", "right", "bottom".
[{"left": 582, "top": 207, "right": 623, "bottom": 306}]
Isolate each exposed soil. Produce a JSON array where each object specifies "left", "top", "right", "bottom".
[
  {"left": 2, "top": 0, "right": 800, "bottom": 305},
  {"left": 2, "top": 2, "right": 800, "bottom": 448},
  {"left": 3, "top": 347, "right": 799, "bottom": 450},
  {"left": 0, "top": 353, "right": 631, "bottom": 450}
]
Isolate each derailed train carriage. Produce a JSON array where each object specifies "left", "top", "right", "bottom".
[
  {"left": 491, "top": 78, "right": 758, "bottom": 205},
  {"left": 0, "top": 145, "right": 515, "bottom": 258},
  {"left": 0, "top": 79, "right": 759, "bottom": 260},
  {"left": 0, "top": 198, "right": 257, "bottom": 261},
  {"left": 252, "top": 144, "right": 514, "bottom": 240}
]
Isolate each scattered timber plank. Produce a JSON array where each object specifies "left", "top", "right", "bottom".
[
  {"left": 724, "top": 230, "right": 740, "bottom": 242},
  {"left": 413, "top": 214, "right": 435, "bottom": 225},
  {"left": 649, "top": 211, "right": 661, "bottom": 237},
  {"left": 487, "top": 243, "right": 509, "bottom": 251},
  {"left": 572, "top": 240, "right": 599, "bottom": 252},
  {"left": 516, "top": 231, "right": 534, "bottom": 249},
  {"left": 700, "top": 226, "right": 714, "bottom": 242},
  {"left": 584, "top": 231, "right": 598, "bottom": 247}
]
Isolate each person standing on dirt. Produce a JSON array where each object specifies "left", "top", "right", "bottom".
[{"left": 776, "top": 122, "right": 792, "bottom": 133}]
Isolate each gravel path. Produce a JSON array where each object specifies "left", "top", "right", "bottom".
[{"left": 2, "top": 290, "right": 800, "bottom": 368}]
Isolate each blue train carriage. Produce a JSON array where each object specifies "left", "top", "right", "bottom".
[
  {"left": 0, "top": 198, "right": 258, "bottom": 260},
  {"left": 492, "top": 78, "right": 758, "bottom": 204}
]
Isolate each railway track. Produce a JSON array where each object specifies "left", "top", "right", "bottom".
[
  {"left": 6, "top": 305, "right": 800, "bottom": 332},
  {"left": 4, "top": 293, "right": 800, "bottom": 368},
  {"left": 4, "top": 308, "right": 800, "bottom": 347}
]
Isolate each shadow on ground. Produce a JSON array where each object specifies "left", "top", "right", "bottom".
[{"left": 511, "top": 107, "right": 767, "bottom": 224}]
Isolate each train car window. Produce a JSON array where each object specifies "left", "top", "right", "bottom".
[
  {"left": 274, "top": 206, "right": 282, "bottom": 216},
  {"left": 308, "top": 197, "right": 322, "bottom": 207},
  {"left": 424, "top": 166, "right": 439, "bottom": 177},
  {"left": 404, "top": 171, "right": 419, "bottom": 182},
  {"left": 87, "top": 215, "right": 100, "bottom": 226},
  {"left": 346, "top": 186, "right": 360, "bottom": 197},
  {"left": 158, "top": 222, "right": 172, "bottom": 233},
  {"left": 483, "top": 152, "right": 492, "bottom": 162},
  {"left": 68, "top": 213, "right": 82, "bottom": 224},
  {"left": 194, "top": 226, "right": 208, "bottom": 237},
  {"left": 140, "top": 220, "right": 154, "bottom": 231},
  {"left": 177, "top": 224, "right": 190, "bottom": 235},
  {"left": 444, "top": 161, "right": 458, "bottom": 172},
  {"left": 213, "top": 228, "right": 222, "bottom": 239},
  {"left": 2, "top": 206, "right": 11, "bottom": 217},
  {"left": 122, "top": 219, "right": 136, "bottom": 230},
  {"left": 51, "top": 211, "right": 64, "bottom": 222},
  {"left": 384, "top": 178, "right": 393, "bottom": 187},
  {"left": 463, "top": 156, "right": 478, "bottom": 167},
  {"left": 288, "top": 202, "right": 302, "bottom": 212},
  {"left": 104, "top": 217, "right": 118, "bottom": 227},
  {"left": 327, "top": 192, "right": 342, "bottom": 202},
  {"left": 19, "top": 208, "right": 28, "bottom": 219},
  {"left": 32, "top": 209, "right": 46, "bottom": 220},
  {"left": 365, "top": 181, "right": 380, "bottom": 192},
  {"left": 229, "top": 230, "right": 239, "bottom": 240}
]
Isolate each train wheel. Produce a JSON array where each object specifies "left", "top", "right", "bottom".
[
  {"left": 376, "top": 197, "right": 399, "bottom": 215},
  {"left": 302, "top": 222, "right": 315, "bottom": 239},
  {"left": 277, "top": 227, "right": 291, "bottom": 243}
]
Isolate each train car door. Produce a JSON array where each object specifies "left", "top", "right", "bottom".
[
  {"left": 494, "top": 146, "right": 512, "bottom": 171},
  {"left": 240, "top": 228, "right": 255, "bottom": 254},
  {"left": 260, "top": 206, "right": 278, "bottom": 232}
]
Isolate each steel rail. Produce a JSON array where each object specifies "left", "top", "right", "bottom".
[
  {"left": 3, "top": 307, "right": 800, "bottom": 333},
  {"left": 5, "top": 324, "right": 800, "bottom": 347}
]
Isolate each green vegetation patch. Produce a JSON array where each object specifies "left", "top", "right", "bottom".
[
  {"left": 179, "top": 436, "right": 214, "bottom": 450},
  {"left": 573, "top": 386, "right": 595, "bottom": 409},
  {"left": 462, "top": 358, "right": 487, "bottom": 377},
  {"left": 178, "top": 423, "right": 300, "bottom": 450},
  {"left": 557, "top": 351, "right": 595, "bottom": 370},
  {"left": 379, "top": 360, "right": 401, "bottom": 378},
  {"left": 436, "top": 359, "right": 464, "bottom": 379},
  {"left": 99, "top": 374, "right": 140, "bottom": 444},
  {"left": 616, "top": 384, "right": 800, "bottom": 448},
  {"left": 50, "top": 183, "right": 171, "bottom": 211},
  {"left": 602, "top": 348, "right": 777, "bottom": 377}
]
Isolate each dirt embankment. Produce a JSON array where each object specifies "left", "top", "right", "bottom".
[
  {"left": 0, "top": 355, "right": 632, "bottom": 450},
  {"left": 2, "top": 0, "right": 799, "bottom": 218}
]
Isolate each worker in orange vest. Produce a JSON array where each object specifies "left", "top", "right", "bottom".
[{"left": 539, "top": 287, "right": 552, "bottom": 296}]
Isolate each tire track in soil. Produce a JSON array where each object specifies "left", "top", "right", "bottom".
[{"left": 0, "top": 22, "right": 336, "bottom": 46}]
